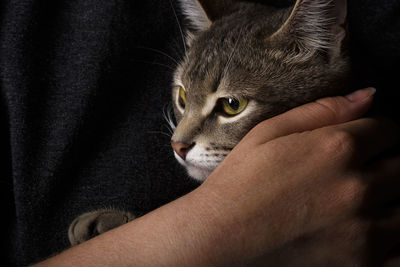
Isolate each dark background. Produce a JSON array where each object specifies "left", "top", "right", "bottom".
[{"left": 0, "top": 0, "right": 399, "bottom": 266}]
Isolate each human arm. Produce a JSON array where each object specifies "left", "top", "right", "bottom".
[{"left": 33, "top": 88, "right": 400, "bottom": 266}]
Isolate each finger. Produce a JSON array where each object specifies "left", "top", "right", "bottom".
[
  {"left": 331, "top": 118, "right": 400, "bottom": 165},
  {"left": 242, "top": 87, "right": 376, "bottom": 145}
]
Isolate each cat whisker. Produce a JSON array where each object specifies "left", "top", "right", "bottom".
[
  {"left": 161, "top": 123, "right": 174, "bottom": 136},
  {"left": 169, "top": 0, "right": 187, "bottom": 54},
  {"left": 164, "top": 126, "right": 173, "bottom": 135},
  {"left": 163, "top": 103, "right": 176, "bottom": 133},
  {"left": 134, "top": 46, "right": 180, "bottom": 67},
  {"left": 169, "top": 38, "right": 187, "bottom": 61},
  {"left": 147, "top": 130, "right": 172, "bottom": 138},
  {"left": 131, "top": 59, "right": 176, "bottom": 71}
]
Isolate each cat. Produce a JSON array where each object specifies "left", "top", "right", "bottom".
[
  {"left": 170, "top": 0, "right": 349, "bottom": 181},
  {"left": 68, "top": 0, "right": 350, "bottom": 245}
]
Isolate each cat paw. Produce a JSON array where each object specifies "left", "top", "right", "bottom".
[{"left": 68, "top": 209, "right": 135, "bottom": 245}]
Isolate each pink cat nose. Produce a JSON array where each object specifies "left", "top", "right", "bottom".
[{"left": 171, "top": 141, "right": 195, "bottom": 160}]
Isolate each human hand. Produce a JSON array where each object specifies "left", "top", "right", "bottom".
[
  {"left": 34, "top": 88, "right": 400, "bottom": 267},
  {"left": 195, "top": 87, "right": 400, "bottom": 266}
]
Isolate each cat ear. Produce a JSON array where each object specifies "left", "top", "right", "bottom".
[
  {"left": 270, "top": 0, "right": 347, "bottom": 61},
  {"left": 179, "top": 0, "right": 235, "bottom": 32}
]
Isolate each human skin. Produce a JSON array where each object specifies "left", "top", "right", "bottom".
[{"left": 33, "top": 88, "right": 400, "bottom": 266}]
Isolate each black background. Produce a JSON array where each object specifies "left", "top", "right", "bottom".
[{"left": 0, "top": 0, "right": 399, "bottom": 265}]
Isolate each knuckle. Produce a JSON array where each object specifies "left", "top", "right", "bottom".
[
  {"left": 342, "top": 178, "right": 365, "bottom": 204},
  {"left": 329, "top": 178, "right": 365, "bottom": 213},
  {"left": 320, "top": 130, "right": 356, "bottom": 159},
  {"left": 314, "top": 97, "right": 343, "bottom": 121}
]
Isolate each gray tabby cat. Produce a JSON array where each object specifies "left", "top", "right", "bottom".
[{"left": 69, "top": 0, "right": 350, "bottom": 245}]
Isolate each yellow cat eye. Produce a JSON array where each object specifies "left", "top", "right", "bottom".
[
  {"left": 178, "top": 86, "right": 186, "bottom": 108},
  {"left": 221, "top": 97, "right": 248, "bottom": 116}
]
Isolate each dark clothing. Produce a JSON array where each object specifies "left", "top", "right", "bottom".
[{"left": 0, "top": 0, "right": 399, "bottom": 265}]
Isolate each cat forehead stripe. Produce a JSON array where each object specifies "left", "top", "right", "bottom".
[{"left": 201, "top": 94, "right": 218, "bottom": 117}]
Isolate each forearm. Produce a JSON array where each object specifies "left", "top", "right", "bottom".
[{"left": 33, "top": 185, "right": 259, "bottom": 267}]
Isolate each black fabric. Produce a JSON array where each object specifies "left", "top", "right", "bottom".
[
  {"left": 0, "top": 1, "right": 199, "bottom": 265},
  {"left": 0, "top": 0, "right": 399, "bottom": 266}
]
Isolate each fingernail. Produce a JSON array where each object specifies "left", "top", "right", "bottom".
[{"left": 345, "top": 87, "right": 376, "bottom": 102}]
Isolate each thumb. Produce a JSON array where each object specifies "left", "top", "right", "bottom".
[{"left": 243, "top": 87, "right": 376, "bottom": 145}]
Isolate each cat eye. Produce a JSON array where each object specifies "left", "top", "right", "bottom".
[
  {"left": 221, "top": 97, "right": 248, "bottom": 116},
  {"left": 178, "top": 86, "right": 186, "bottom": 109}
]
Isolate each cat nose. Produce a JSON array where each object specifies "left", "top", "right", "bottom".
[{"left": 171, "top": 141, "right": 195, "bottom": 160}]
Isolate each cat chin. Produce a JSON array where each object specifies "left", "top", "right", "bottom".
[
  {"left": 186, "top": 166, "right": 213, "bottom": 182},
  {"left": 174, "top": 152, "right": 215, "bottom": 182}
]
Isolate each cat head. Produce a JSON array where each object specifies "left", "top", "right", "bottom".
[{"left": 171, "top": 0, "right": 350, "bottom": 182}]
